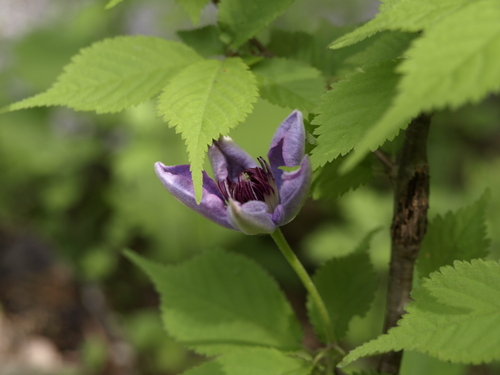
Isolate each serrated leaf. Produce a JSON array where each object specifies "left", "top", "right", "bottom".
[
  {"left": 218, "top": 347, "right": 313, "bottom": 375},
  {"left": 340, "top": 259, "right": 500, "bottom": 366},
  {"left": 311, "top": 153, "right": 373, "bottom": 201},
  {"left": 330, "top": 0, "right": 473, "bottom": 49},
  {"left": 267, "top": 25, "right": 357, "bottom": 78},
  {"left": 218, "top": 0, "right": 296, "bottom": 48},
  {"left": 308, "top": 233, "right": 378, "bottom": 342},
  {"left": 125, "top": 249, "right": 302, "bottom": 356},
  {"left": 417, "top": 192, "right": 491, "bottom": 277},
  {"left": 343, "top": 0, "right": 500, "bottom": 170},
  {"left": 345, "top": 30, "right": 417, "bottom": 67},
  {"left": 176, "top": 0, "right": 211, "bottom": 25},
  {"left": 310, "top": 60, "right": 402, "bottom": 169},
  {"left": 3, "top": 36, "right": 202, "bottom": 114},
  {"left": 105, "top": 0, "right": 124, "bottom": 9},
  {"left": 178, "top": 26, "right": 226, "bottom": 57},
  {"left": 252, "top": 58, "right": 324, "bottom": 112},
  {"left": 157, "top": 57, "right": 258, "bottom": 202}
]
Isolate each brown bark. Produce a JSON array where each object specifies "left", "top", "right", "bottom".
[{"left": 377, "top": 114, "right": 432, "bottom": 374}]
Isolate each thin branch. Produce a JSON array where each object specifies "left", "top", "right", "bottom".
[
  {"left": 249, "top": 38, "right": 275, "bottom": 57},
  {"left": 373, "top": 149, "right": 395, "bottom": 172},
  {"left": 377, "top": 114, "right": 432, "bottom": 374}
]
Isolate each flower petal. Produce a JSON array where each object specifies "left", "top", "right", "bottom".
[
  {"left": 209, "top": 136, "right": 257, "bottom": 182},
  {"left": 277, "top": 156, "right": 312, "bottom": 225},
  {"left": 267, "top": 110, "right": 306, "bottom": 190},
  {"left": 227, "top": 199, "right": 277, "bottom": 235},
  {"left": 154, "top": 162, "right": 234, "bottom": 229}
]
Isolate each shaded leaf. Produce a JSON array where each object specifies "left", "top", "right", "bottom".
[
  {"left": 176, "top": 0, "right": 211, "bottom": 25},
  {"left": 252, "top": 58, "right": 325, "bottom": 112},
  {"left": 218, "top": 0, "right": 296, "bottom": 48},
  {"left": 417, "top": 192, "right": 490, "bottom": 277},
  {"left": 125, "top": 249, "right": 302, "bottom": 356},
  {"left": 311, "top": 153, "right": 373, "bottom": 200},
  {"left": 178, "top": 26, "right": 226, "bottom": 57},
  {"left": 308, "top": 233, "right": 378, "bottom": 342}
]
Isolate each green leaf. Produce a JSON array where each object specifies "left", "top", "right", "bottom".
[
  {"left": 308, "top": 233, "right": 378, "bottom": 342},
  {"left": 311, "top": 153, "right": 373, "bottom": 201},
  {"left": 125, "top": 249, "right": 302, "bottom": 356},
  {"left": 182, "top": 362, "right": 224, "bottom": 375},
  {"left": 252, "top": 58, "right": 324, "bottom": 112},
  {"left": 344, "top": 31, "right": 417, "bottom": 67},
  {"left": 218, "top": 347, "right": 313, "bottom": 375},
  {"left": 105, "top": 0, "right": 124, "bottom": 9},
  {"left": 178, "top": 26, "right": 226, "bottom": 57},
  {"left": 330, "top": 0, "right": 473, "bottom": 49},
  {"left": 176, "top": 0, "right": 211, "bottom": 25},
  {"left": 417, "top": 192, "right": 491, "bottom": 277},
  {"left": 218, "top": 0, "right": 296, "bottom": 48},
  {"left": 340, "top": 259, "right": 500, "bottom": 366},
  {"left": 157, "top": 57, "right": 258, "bottom": 202},
  {"left": 310, "top": 60, "right": 402, "bottom": 169},
  {"left": 343, "top": 0, "right": 500, "bottom": 170},
  {"left": 4, "top": 36, "right": 202, "bottom": 114}
]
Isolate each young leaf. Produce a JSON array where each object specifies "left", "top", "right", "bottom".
[
  {"left": 175, "top": 0, "right": 211, "bottom": 25},
  {"left": 310, "top": 60, "right": 402, "bottom": 169},
  {"left": 157, "top": 57, "right": 258, "bottom": 202},
  {"left": 308, "top": 233, "right": 378, "bottom": 342},
  {"left": 343, "top": 0, "right": 500, "bottom": 170},
  {"left": 4, "top": 36, "right": 203, "bottom": 114},
  {"left": 125, "top": 249, "right": 302, "bottom": 356},
  {"left": 340, "top": 260, "right": 500, "bottom": 366},
  {"left": 218, "top": 347, "right": 313, "bottom": 375},
  {"left": 330, "top": 0, "right": 473, "bottom": 49},
  {"left": 252, "top": 58, "right": 325, "bottom": 112},
  {"left": 417, "top": 192, "right": 490, "bottom": 277},
  {"left": 311, "top": 153, "right": 373, "bottom": 201},
  {"left": 178, "top": 26, "right": 226, "bottom": 57},
  {"left": 218, "top": 0, "right": 296, "bottom": 48}
]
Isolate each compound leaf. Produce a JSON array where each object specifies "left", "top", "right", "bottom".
[
  {"left": 4, "top": 36, "right": 203, "bottom": 114},
  {"left": 157, "top": 57, "right": 258, "bottom": 202},
  {"left": 126, "top": 249, "right": 302, "bottom": 356},
  {"left": 252, "top": 58, "right": 324, "bottom": 112},
  {"left": 417, "top": 192, "right": 490, "bottom": 277},
  {"left": 340, "top": 260, "right": 500, "bottom": 366}
]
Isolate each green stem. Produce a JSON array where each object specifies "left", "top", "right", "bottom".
[{"left": 270, "top": 228, "right": 334, "bottom": 345}]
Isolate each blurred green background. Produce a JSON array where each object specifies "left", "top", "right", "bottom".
[{"left": 0, "top": 0, "right": 499, "bottom": 374}]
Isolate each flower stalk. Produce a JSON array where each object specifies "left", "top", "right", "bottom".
[{"left": 270, "top": 228, "right": 334, "bottom": 345}]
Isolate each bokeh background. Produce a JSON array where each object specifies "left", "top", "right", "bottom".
[{"left": 1, "top": 0, "right": 499, "bottom": 374}]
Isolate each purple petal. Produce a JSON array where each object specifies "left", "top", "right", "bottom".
[
  {"left": 267, "top": 110, "right": 306, "bottom": 190},
  {"left": 277, "top": 156, "right": 312, "bottom": 225},
  {"left": 209, "top": 136, "right": 257, "bottom": 182},
  {"left": 227, "top": 200, "right": 277, "bottom": 235},
  {"left": 154, "top": 162, "right": 234, "bottom": 229}
]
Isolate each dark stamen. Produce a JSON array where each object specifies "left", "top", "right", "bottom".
[{"left": 217, "top": 157, "right": 279, "bottom": 212}]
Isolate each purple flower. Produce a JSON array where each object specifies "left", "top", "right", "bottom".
[{"left": 154, "top": 110, "right": 312, "bottom": 235}]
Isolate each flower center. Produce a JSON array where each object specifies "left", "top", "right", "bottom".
[{"left": 218, "top": 157, "right": 279, "bottom": 212}]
